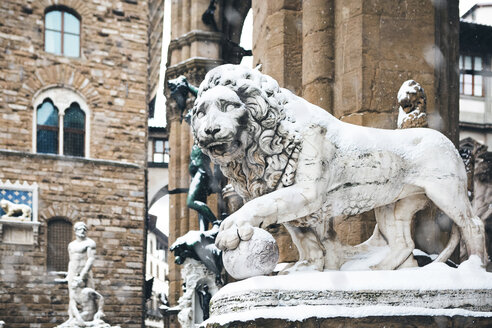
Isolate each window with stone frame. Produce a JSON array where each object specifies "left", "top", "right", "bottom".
[
  {"left": 460, "top": 55, "right": 485, "bottom": 97},
  {"left": 44, "top": 7, "right": 81, "bottom": 57},
  {"left": 47, "top": 218, "right": 73, "bottom": 272},
  {"left": 36, "top": 98, "right": 59, "bottom": 154},
  {"left": 63, "top": 102, "right": 85, "bottom": 157},
  {"left": 33, "top": 88, "right": 90, "bottom": 157}
]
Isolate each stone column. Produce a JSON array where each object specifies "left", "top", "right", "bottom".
[
  {"left": 165, "top": 0, "right": 224, "bottom": 310},
  {"left": 252, "top": 0, "right": 303, "bottom": 95},
  {"left": 334, "top": 0, "right": 459, "bottom": 135},
  {"left": 302, "top": 0, "right": 335, "bottom": 111}
]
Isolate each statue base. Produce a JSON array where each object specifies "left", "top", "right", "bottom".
[{"left": 204, "top": 257, "right": 492, "bottom": 327}]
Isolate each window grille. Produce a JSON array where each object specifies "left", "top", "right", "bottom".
[{"left": 47, "top": 219, "right": 72, "bottom": 272}]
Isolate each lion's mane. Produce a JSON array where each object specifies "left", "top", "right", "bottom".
[{"left": 197, "top": 65, "right": 300, "bottom": 201}]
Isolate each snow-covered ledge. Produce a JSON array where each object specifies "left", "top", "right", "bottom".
[{"left": 204, "top": 257, "right": 492, "bottom": 326}]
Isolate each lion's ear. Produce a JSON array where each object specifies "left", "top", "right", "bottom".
[{"left": 236, "top": 84, "right": 251, "bottom": 100}]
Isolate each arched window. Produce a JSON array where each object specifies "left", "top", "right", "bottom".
[
  {"left": 45, "top": 8, "right": 80, "bottom": 57},
  {"left": 64, "top": 102, "right": 85, "bottom": 156},
  {"left": 33, "top": 87, "right": 90, "bottom": 157},
  {"left": 47, "top": 218, "right": 72, "bottom": 272},
  {"left": 36, "top": 99, "right": 59, "bottom": 154}
]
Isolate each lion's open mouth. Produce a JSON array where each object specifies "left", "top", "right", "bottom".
[
  {"left": 209, "top": 143, "right": 228, "bottom": 154},
  {"left": 205, "top": 140, "right": 240, "bottom": 157}
]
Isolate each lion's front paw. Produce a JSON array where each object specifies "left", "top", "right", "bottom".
[{"left": 215, "top": 222, "right": 254, "bottom": 251}]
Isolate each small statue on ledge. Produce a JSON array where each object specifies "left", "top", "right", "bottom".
[
  {"left": 397, "top": 80, "right": 428, "bottom": 129},
  {"left": 0, "top": 198, "right": 32, "bottom": 220},
  {"left": 170, "top": 223, "right": 223, "bottom": 285}
]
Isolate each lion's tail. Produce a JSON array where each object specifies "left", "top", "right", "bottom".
[{"left": 434, "top": 223, "right": 459, "bottom": 263}]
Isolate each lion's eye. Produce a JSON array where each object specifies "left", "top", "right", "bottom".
[
  {"left": 196, "top": 111, "right": 205, "bottom": 119},
  {"left": 225, "top": 103, "right": 239, "bottom": 112}
]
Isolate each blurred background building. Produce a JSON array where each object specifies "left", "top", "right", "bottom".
[{"left": 459, "top": 2, "right": 492, "bottom": 148}]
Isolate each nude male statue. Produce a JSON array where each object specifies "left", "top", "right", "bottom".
[
  {"left": 66, "top": 222, "right": 96, "bottom": 289},
  {"left": 58, "top": 223, "right": 119, "bottom": 328}
]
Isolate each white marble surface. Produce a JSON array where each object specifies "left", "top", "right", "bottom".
[
  {"left": 223, "top": 228, "right": 279, "bottom": 280},
  {"left": 191, "top": 64, "right": 488, "bottom": 275}
]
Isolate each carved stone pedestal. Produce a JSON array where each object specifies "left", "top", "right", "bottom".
[{"left": 204, "top": 258, "right": 492, "bottom": 328}]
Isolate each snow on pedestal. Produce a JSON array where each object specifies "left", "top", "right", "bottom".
[{"left": 204, "top": 256, "right": 492, "bottom": 326}]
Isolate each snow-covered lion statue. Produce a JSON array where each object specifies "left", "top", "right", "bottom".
[{"left": 190, "top": 64, "right": 488, "bottom": 272}]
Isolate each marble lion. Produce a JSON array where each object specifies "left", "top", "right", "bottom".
[
  {"left": 0, "top": 198, "right": 31, "bottom": 220},
  {"left": 191, "top": 64, "right": 487, "bottom": 272}
]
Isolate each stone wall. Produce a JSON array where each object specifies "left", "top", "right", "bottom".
[
  {"left": 0, "top": 0, "right": 150, "bottom": 327},
  {"left": 148, "top": 0, "right": 164, "bottom": 99},
  {"left": 0, "top": 151, "right": 146, "bottom": 327},
  {"left": 253, "top": 0, "right": 459, "bottom": 137},
  {"left": 0, "top": 0, "right": 149, "bottom": 165}
]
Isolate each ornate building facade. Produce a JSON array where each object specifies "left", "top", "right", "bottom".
[{"left": 0, "top": 0, "right": 160, "bottom": 327}]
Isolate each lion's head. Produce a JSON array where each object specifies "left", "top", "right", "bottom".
[
  {"left": 0, "top": 199, "right": 8, "bottom": 211},
  {"left": 397, "top": 80, "right": 428, "bottom": 129},
  {"left": 191, "top": 85, "right": 250, "bottom": 164},
  {"left": 397, "top": 80, "right": 426, "bottom": 115},
  {"left": 191, "top": 65, "right": 300, "bottom": 200}
]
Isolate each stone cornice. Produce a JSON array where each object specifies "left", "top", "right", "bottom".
[
  {"left": 165, "top": 57, "right": 224, "bottom": 80},
  {"left": 168, "top": 30, "right": 223, "bottom": 51},
  {"left": 0, "top": 149, "right": 143, "bottom": 169}
]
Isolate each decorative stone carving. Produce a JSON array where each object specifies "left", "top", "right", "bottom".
[
  {"left": 0, "top": 199, "right": 31, "bottom": 220},
  {"left": 397, "top": 80, "right": 428, "bottom": 129},
  {"left": 173, "top": 259, "right": 219, "bottom": 328},
  {"left": 0, "top": 180, "right": 39, "bottom": 245},
  {"left": 57, "top": 222, "right": 119, "bottom": 328},
  {"left": 190, "top": 64, "right": 488, "bottom": 276},
  {"left": 460, "top": 137, "right": 492, "bottom": 262},
  {"left": 223, "top": 227, "right": 279, "bottom": 280}
]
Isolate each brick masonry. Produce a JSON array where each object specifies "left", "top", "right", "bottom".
[{"left": 0, "top": 0, "right": 151, "bottom": 327}]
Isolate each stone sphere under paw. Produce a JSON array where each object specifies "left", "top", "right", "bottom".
[{"left": 223, "top": 227, "right": 279, "bottom": 280}]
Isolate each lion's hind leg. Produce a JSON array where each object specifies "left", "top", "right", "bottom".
[
  {"left": 371, "top": 195, "right": 428, "bottom": 270},
  {"left": 279, "top": 223, "right": 325, "bottom": 274},
  {"left": 422, "top": 180, "right": 487, "bottom": 265}
]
